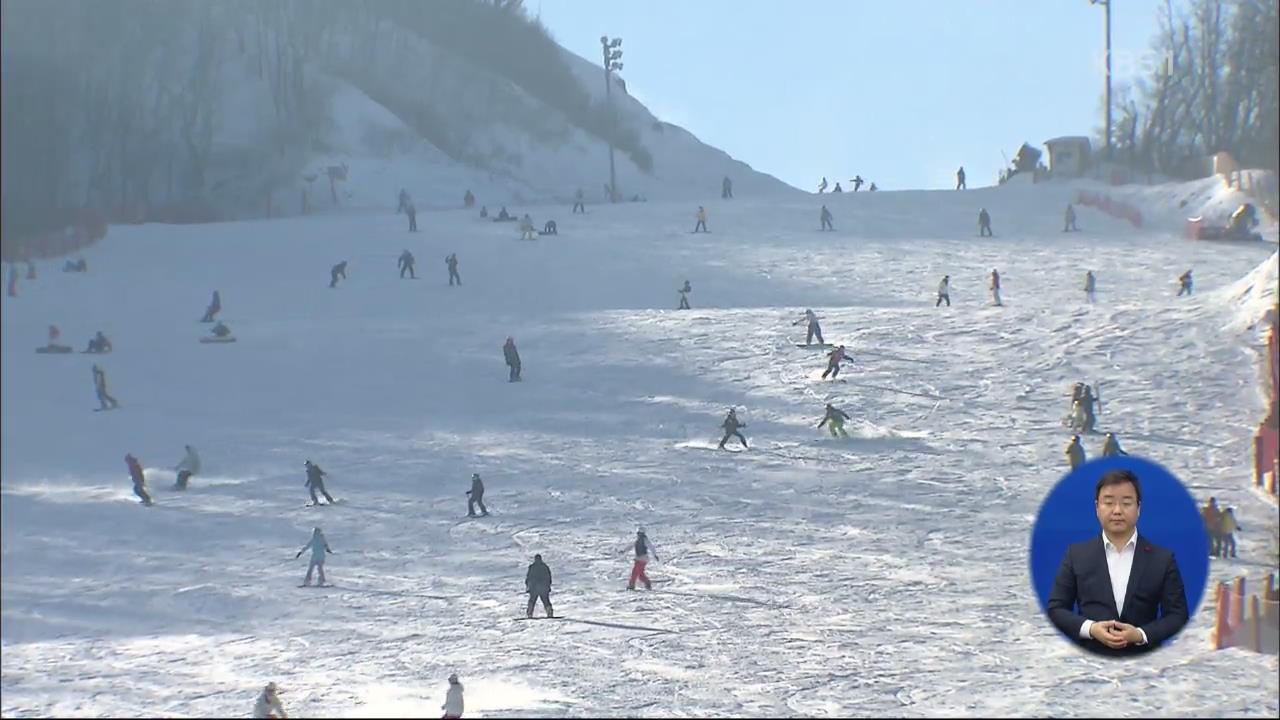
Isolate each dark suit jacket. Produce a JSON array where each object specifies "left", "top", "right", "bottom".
[{"left": 1046, "top": 534, "right": 1188, "bottom": 656}]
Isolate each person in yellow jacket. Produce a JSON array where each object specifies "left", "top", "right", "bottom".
[
  {"left": 694, "top": 206, "right": 708, "bottom": 233},
  {"left": 1218, "top": 507, "right": 1241, "bottom": 558}
]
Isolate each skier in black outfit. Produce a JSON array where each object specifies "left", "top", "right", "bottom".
[
  {"left": 304, "top": 460, "right": 336, "bottom": 505},
  {"left": 446, "top": 253, "right": 461, "bottom": 286},
  {"left": 525, "top": 554, "right": 554, "bottom": 618},
  {"left": 330, "top": 261, "right": 347, "bottom": 288},
  {"left": 92, "top": 363, "right": 119, "bottom": 410},
  {"left": 851, "top": 175, "right": 864, "bottom": 192},
  {"left": 504, "top": 337, "right": 522, "bottom": 382},
  {"left": 398, "top": 250, "right": 416, "bottom": 279},
  {"left": 820, "top": 205, "right": 834, "bottom": 231},
  {"left": 466, "top": 473, "right": 489, "bottom": 517},
  {"left": 678, "top": 280, "right": 692, "bottom": 310},
  {"left": 201, "top": 290, "right": 222, "bottom": 323},
  {"left": 718, "top": 408, "right": 748, "bottom": 449},
  {"left": 956, "top": 166, "right": 966, "bottom": 190}
]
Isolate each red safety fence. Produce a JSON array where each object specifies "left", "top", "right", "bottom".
[{"left": 1213, "top": 573, "right": 1280, "bottom": 654}]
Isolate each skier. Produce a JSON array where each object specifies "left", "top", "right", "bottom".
[
  {"left": 1177, "top": 270, "right": 1193, "bottom": 296},
  {"left": 722, "top": 175, "right": 733, "bottom": 199},
  {"left": 851, "top": 175, "right": 864, "bottom": 192},
  {"left": 126, "top": 453, "right": 152, "bottom": 505},
  {"left": 819, "top": 205, "right": 834, "bottom": 231},
  {"left": 520, "top": 214, "right": 535, "bottom": 240},
  {"left": 831, "top": 182, "right": 843, "bottom": 193},
  {"left": 693, "top": 206, "right": 708, "bottom": 233},
  {"left": 1084, "top": 270, "right": 1097, "bottom": 303},
  {"left": 1219, "top": 508, "right": 1241, "bottom": 558},
  {"left": 525, "top": 553, "right": 554, "bottom": 618},
  {"left": 92, "top": 363, "right": 119, "bottom": 410},
  {"left": 956, "top": 166, "right": 966, "bottom": 190},
  {"left": 397, "top": 188, "right": 410, "bottom": 214},
  {"left": 406, "top": 200, "right": 418, "bottom": 232},
  {"left": 294, "top": 527, "right": 333, "bottom": 586},
  {"left": 253, "top": 682, "right": 287, "bottom": 719},
  {"left": 398, "top": 250, "right": 416, "bottom": 279},
  {"left": 464, "top": 189, "right": 475, "bottom": 208},
  {"left": 201, "top": 290, "right": 222, "bottom": 323},
  {"left": 442, "top": 674, "right": 464, "bottom": 719},
  {"left": 174, "top": 444, "right": 201, "bottom": 490},
  {"left": 1064, "top": 203, "right": 1078, "bottom": 232},
  {"left": 466, "top": 472, "right": 489, "bottom": 517},
  {"left": 817, "top": 403, "right": 851, "bottom": 437},
  {"left": 817, "top": 177, "right": 828, "bottom": 193},
  {"left": 936, "top": 275, "right": 951, "bottom": 307},
  {"left": 678, "top": 280, "right": 692, "bottom": 310},
  {"left": 1202, "top": 497, "right": 1223, "bottom": 557},
  {"left": 990, "top": 269, "right": 1002, "bottom": 306},
  {"left": 85, "top": 330, "right": 113, "bottom": 354},
  {"left": 1066, "top": 435, "right": 1086, "bottom": 470},
  {"left": 793, "top": 309, "right": 825, "bottom": 345},
  {"left": 303, "top": 460, "right": 336, "bottom": 505},
  {"left": 978, "top": 208, "right": 993, "bottom": 237},
  {"left": 572, "top": 188, "right": 585, "bottom": 214},
  {"left": 330, "top": 261, "right": 347, "bottom": 288},
  {"left": 504, "top": 337, "right": 522, "bottom": 382},
  {"left": 446, "top": 253, "right": 462, "bottom": 286},
  {"left": 718, "top": 408, "right": 748, "bottom": 450},
  {"left": 821, "top": 344, "right": 848, "bottom": 380},
  {"left": 627, "top": 528, "right": 659, "bottom": 590},
  {"left": 1101, "top": 432, "right": 1128, "bottom": 457}
]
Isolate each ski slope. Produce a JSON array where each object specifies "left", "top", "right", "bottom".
[{"left": 2, "top": 179, "right": 1278, "bottom": 717}]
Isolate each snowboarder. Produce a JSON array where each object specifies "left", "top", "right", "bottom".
[
  {"left": 495, "top": 206, "right": 511, "bottom": 221},
  {"left": 406, "top": 200, "right": 418, "bottom": 232},
  {"left": 1219, "top": 508, "right": 1241, "bottom": 558},
  {"left": 978, "top": 208, "right": 992, "bottom": 237},
  {"left": 446, "top": 253, "right": 462, "bottom": 286},
  {"left": 541, "top": 220, "right": 558, "bottom": 235},
  {"left": 303, "top": 460, "right": 336, "bottom": 505},
  {"left": 831, "top": 182, "right": 843, "bottom": 193},
  {"left": 330, "top": 261, "right": 347, "bottom": 288},
  {"left": 520, "top": 214, "right": 535, "bottom": 240},
  {"left": 693, "top": 206, "right": 708, "bottom": 233},
  {"left": 85, "top": 330, "right": 113, "bottom": 354},
  {"left": 868, "top": 182, "right": 878, "bottom": 191},
  {"left": 851, "top": 175, "right": 864, "bottom": 192},
  {"left": 525, "top": 553, "right": 554, "bottom": 618},
  {"left": 398, "top": 250, "right": 416, "bottom": 279},
  {"left": 295, "top": 527, "right": 333, "bottom": 586},
  {"left": 253, "top": 682, "right": 287, "bottom": 719},
  {"left": 397, "top": 188, "right": 410, "bottom": 214},
  {"left": 936, "top": 275, "right": 951, "bottom": 307},
  {"left": 1177, "top": 270, "right": 1193, "bottom": 296},
  {"left": 627, "top": 528, "right": 659, "bottom": 590},
  {"left": 442, "top": 674, "right": 464, "bottom": 719},
  {"left": 794, "top": 309, "right": 824, "bottom": 345},
  {"left": 504, "top": 337, "right": 522, "bottom": 382},
  {"left": 201, "top": 290, "right": 222, "bottom": 323},
  {"left": 718, "top": 408, "right": 748, "bottom": 449},
  {"left": 1064, "top": 203, "right": 1079, "bottom": 232},
  {"left": 1100, "top": 432, "right": 1128, "bottom": 457},
  {"left": 63, "top": 257, "right": 88, "bottom": 273},
  {"left": 92, "top": 363, "right": 119, "bottom": 410},
  {"left": 126, "top": 453, "right": 152, "bottom": 506},
  {"left": 821, "top": 344, "right": 848, "bottom": 379},
  {"left": 1066, "top": 435, "right": 1086, "bottom": 470},
  {"left": 572, "top": 188, "right": 585, "bottom": 214},
  {"left": 174, "top": 444, "right": 201, "bottom": 490},
  {"left": 210, "top": 321, "right": 233, "bottom": 339},
  {"left": 819, "top": 205, "right": 834, "bottom": 231},
  {"left": 678, "top": 280, "right": 692, "bottom": 310},
  {"left": 990, "top": 269, "right": 1002, "bottom": 306},
  {"left": 1084, "top": 270, "right": 1097, "bottom": 303},
  {"left": 817, "top": 177, "right": 828, "bottom": 193},
  {"left": 956, "top": 166, "right": 966, "bottom": 190},
  {"left": 1202, "top": 497, "right": 1223, "bottom": 557},
  {"left": 464, "top": 189, "right": 476, "bottom": 208},
  {"left": 722, "top": 175, "right": 734, "bottom": 199},
  {"left": 479, "top": 205, "right": 488, "bottom": 218},
  {"left": 466, "top": 472, "right": 489, "bottom": 517},
  {"left": 817, "top": 403, "right": 851, "bottom": 437}
]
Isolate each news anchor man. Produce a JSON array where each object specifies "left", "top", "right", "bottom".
[{"left": 1047, "top": 469, "right": 1189, "bottom": 656}]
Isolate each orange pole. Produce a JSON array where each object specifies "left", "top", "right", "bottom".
[
  {"left": 1214, "top": 582, "right": 1228, "bottom": 649},
  {"left": 1251, "top": 595, "right": 1262, "bottom": 652},
  {"left": 1232, "top": 577, "right": 1247, "bottom": 629}
]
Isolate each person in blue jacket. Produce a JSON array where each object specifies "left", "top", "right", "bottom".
[{"left": 295, "top": 527, "right": 333, "bottom": 586}]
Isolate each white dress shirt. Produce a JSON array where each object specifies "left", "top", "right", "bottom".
[{"left": 1079, "top": 530, "right": 1148, "bottom": 645}]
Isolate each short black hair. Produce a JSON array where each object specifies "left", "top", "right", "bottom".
[{"left": 1095, "top": 469, "right": 1142, "bottom": 505}]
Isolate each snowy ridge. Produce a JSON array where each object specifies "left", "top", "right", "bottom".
[{"left": 2, "top": 181, "right": 1278, "bottom": 717}]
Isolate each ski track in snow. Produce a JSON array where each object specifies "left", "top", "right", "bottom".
[{"left": 2, "top": 189, "right": 1278, "bottom": 717}]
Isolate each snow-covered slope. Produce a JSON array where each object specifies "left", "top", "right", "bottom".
[{"left": 2, "top": 182, "right": 1277, "bottom": 717}]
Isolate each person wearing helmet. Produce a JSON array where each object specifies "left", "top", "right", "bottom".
[
  {"left": 525, "top": 553, "right": 554, "bottom": 618},
  {"left": 466, "top": 473, "right": 489, "bottom": 517},
  {"left": 817, "top": 403, "right": 851, "bottom": 437},
  {"left": 821, "top": 345, "right": 848, "bottom": 380},
  {"left": 253, "top": 681, "right": 287, "bottom": 718},
  {"left": 1101, "top": 432, "right": 1128, "bottom": 457},
  {"left": 627, "top": 528, "right": 660, "bottom": 590},
  {"left": 442, "top": 673, "right": 464, "bottom": 719},
  {"left": 503, "top": 337, "right": 521, "bottom": 382},
  {"left": 717, "top": 408, "right": 748, "bottom": 450},
  {"left": 1066, "top": 435, "right": 1086, "bottom": 469},
  {"left": 295, "top": 527, "right": 333, "bottom": 587}
]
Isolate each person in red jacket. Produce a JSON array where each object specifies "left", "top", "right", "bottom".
[
  {"left": 821, "top": 345, "right": 848, "bottom": 380},
  {"left": 627, "top": 528, "right": 659, "bottom": 590}
]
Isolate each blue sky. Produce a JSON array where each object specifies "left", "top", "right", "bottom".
[{"left": 533, "top": 0, "right": 1181, "bottom": 191}]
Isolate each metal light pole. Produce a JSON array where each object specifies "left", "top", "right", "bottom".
[
  {"left": 1091, "top": 0, "right": 1112, "bottom": 160},
  {"left": 601, "top": 35, "right": 623, "bottom": 202}
]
